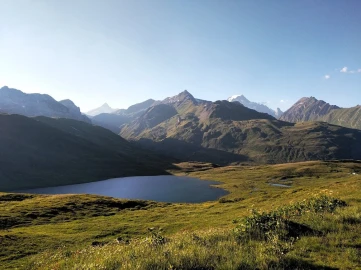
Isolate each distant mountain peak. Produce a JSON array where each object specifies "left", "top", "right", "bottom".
[
  {"left": 178, "top": 89, "right": 195, "bottom": 99},
  {"left": 227, "top": 94, "right": 281, "bottom": 117},
  {"left": 161, "top": 90, "right": 197, "bottom": 105},
  {"left": 86, "top": 103, "right": 117, "bottom": 116},
  {"left": 101, "top": 103, "right": 111, "bottom": 108},
  {"left": 182, "top": 89, "right": 191, "bottom": 95},
  {"left": 228, "top": 94, "right": 249, "bottom": 102}
]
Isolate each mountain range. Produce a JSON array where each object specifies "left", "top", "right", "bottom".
[
  {"left": 1, "top": 85, "right": 361, "bottom": 191},
  {"left": 87, "top": 93, "right": 282, "bottom": 133},
  {"left": 119, "top": 90, "right": 361, "bottom": 164},
  {"left": 0, "top": 86, "right": 91, "bottom": 123}
]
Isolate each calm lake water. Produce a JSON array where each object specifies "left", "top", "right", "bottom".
[{"left": 18, "top": 176, "right": 228, "bottom": 203}]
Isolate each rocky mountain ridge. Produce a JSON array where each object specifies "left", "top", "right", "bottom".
[
  {"left": 0, "top": 86, "right": 90, "bottom": 123},
  {"left": 120, "top": 90, "right": 361, "bottom": 164}
]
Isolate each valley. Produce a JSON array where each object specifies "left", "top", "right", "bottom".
[{"left": 2, "top": 1, "right": 360, "bottom": 269}]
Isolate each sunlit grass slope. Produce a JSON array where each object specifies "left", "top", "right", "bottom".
[{"left": 1, "top": 160, "right": 361, "bottom": 269}]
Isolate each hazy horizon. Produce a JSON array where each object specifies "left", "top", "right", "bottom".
[{"left": 1, "top": 0, "right": 360, "bottom": 111}]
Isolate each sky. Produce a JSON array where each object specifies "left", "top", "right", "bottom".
[{"left": 1, "top": 0, "right": 361, "bottom": 112}]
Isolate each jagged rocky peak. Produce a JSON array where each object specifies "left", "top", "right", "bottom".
[
  {"left": 162, "top": 90, "right": 197, "bottom": 105},
  {"left": 275, "top": 108, "right": 283, "bottom": 118},
  {"left": 0, "top": 86, "right": 90, "bottom": 123},
  {"left": 228, "top": 94, "right": 249, "bottom": 103}
]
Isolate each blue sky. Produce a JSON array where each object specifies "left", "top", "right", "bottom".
[{"left": 1, "top": 0, "right": 360, "bottom": 112}]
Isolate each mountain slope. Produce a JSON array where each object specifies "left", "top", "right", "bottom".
[
  {"left": 280, "top": 97, "right": 340, "bottom": 122},
  {"left": 0, "top": 114, "right": 171, "bottom": 191},
  {"left": 320, "top": 105, "right": 361, "bottom": 130},
  {"left": 92, "top": 99, "right": 156, "bottom": 133},
  {"left": 0, "top": 86, "right": 90, "bottom": 123},
  {"left": 280, "top": 97, "right": 361, "bottom": 131},
  {"left": 228, "top": 95, "right": 282, "bottom": 118},
  {"left": 86, "top": 103, "right": 116, "bottom": 116},
  {"left": 120, "top": 91, "right": 361, "bottom": 164}
]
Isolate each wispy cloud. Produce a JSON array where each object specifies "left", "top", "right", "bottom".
[
  {"left": 340, "top": 67, "right": 348, "bottom": 73},
  {"left": 324, "top": 74, "right": 330, "bottom": 79},
  {"left": 339, "top": 66, "right": 361, "bottom": 74}
]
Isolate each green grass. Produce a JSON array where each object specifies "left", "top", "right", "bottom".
[
  {"left": 25, "top": 196, "right": 361, "bottom": 269},
  {"left": 1, "top": 161, "right": 361, "bottom": 269}
]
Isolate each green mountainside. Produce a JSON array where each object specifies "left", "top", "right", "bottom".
[
  {"left": 120, "top": 91, "right": 361, "bottom": 164},
  {"left": 279, "top": 97, "right": 339, "bottom": 122},
  {"left": 280, "top": 97, "right": 361, "bottom": 130},
  {"left": 319, "top": 105, "right": 361, "bottom": 130},
  {"left": 0, "top": 114, "right": 171, "bottom": 191}
]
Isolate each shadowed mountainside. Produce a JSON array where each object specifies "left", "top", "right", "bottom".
[{"left": 0, "top": 114, "right": 173, "bottom": 191}]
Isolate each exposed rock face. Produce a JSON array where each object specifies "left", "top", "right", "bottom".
[
  {"left": 279, "top": 97, "right": 340, "bottom": 123},
  {"left": 0, "top": 86, "right": 90, "bottom": 123},
  {"left": 275, "top": 108, "right": 283, "bottom": 118},
  {"left": 59, "top": 99, "right": 91, "bottom": 123}
]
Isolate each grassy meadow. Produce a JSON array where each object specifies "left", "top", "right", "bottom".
[{"left": 1, "top": 160, "right": 361, "bottom": 269}]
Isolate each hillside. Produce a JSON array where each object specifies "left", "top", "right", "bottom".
[
  {"left": 280, "top": 97, "right": 361, "bottom": 131},
  {"left": 0, "top": 114, "right": 171, "bottom": 191},
  {"left": 2, "top": 161, "right": 361, "bottom": 269},
  {"left": 0, "top": 86, "right": 91, "bottom": 123},
  {"left": 120, "top": 91, "right": 361, "bottom": 164},
  {"left": 318, "top": 105, "right": 361, "bottom": 130}
]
